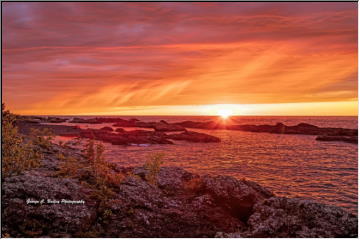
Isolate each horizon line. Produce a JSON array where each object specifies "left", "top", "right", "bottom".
[{"left": 20, "top": 114, "right": 359, "bottom": 117}]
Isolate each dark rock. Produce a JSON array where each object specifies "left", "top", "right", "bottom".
[
  {"left": 16, "top": 122, "right": 81, "bottom": 136},
  {"left": 115, "top": 128, "right": 125, "bottom": 133},
  {"left": 79, "top": 128, "right": 173, "bottom": 145},
  {"left": 244, "top": 197, "right": 358, "bottom": 237},
  {"left": 167, "top": 131, "right": 221, "bottom": 142},
  {"left": 153, "top": 122, "right": 186, "bottom": 132},
  {"left": 100, "top": 127, "right": 113, "bottom": 132},
  {"left": 199, "top": 175, "right": 273, "bottom": 221},
  {"left": 2, "top": 172, "right": 95, "bottom": 237},
  {"left": 46, "top": 117, "right": 68, "bottom": 123},
  {"left": 21, "top": 119, "right": 42, "bottom": 124},
  {"left": 112, "top": 119, "right": 137, "bottom": 127},
  {"left": 2, "top": 156, "right": 357, "bottom": 238},
  {"left": 103, "top": 168, "right": 249, "bottom": 237},
  {"left": 69, "top": 117, "right": 100, "bottom": 124},
  {"left": 135, "top": 121, "right": 157, "bottom": 128}
]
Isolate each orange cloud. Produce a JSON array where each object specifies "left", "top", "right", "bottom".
[{"left": 2, "top": 2, "right": 357, "bottom": 115}]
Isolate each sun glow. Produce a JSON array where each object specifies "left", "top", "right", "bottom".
[{"left": 217, "top": 108, "right": 233, "bottom": 119}]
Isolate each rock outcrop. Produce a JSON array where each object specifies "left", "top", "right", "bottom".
[
  {"left": 3, "top": 156, "right": 357, "bottom": 238},
  {"left": 153, "top": 122, "right": 186, "bottom": 132},
  {"left": 115, "top": 120, "right": 186, "bottom": 132},
  {"left": 167, "top": 131, "right": 221, "bottom": 142},
  {"left": 99, "top": 127, "right": 114, "bottom": 132},
  {"left": 2, "top": 172, "right": 95, "bottom": 237},
  {"left": 229, "top": 197, "right": 357, "bottom": 238},
  {"left": 79, "top": 128, "right": 173, "bottom": 145},
  {"left": 16, "top": 122, "right": 219, "bottom": 145},
  {"left": 16, "top": 122, "right": 81, "bottom": 137},
  {"left": 175, "top": 121, "right": 358, "bottom": 144}
]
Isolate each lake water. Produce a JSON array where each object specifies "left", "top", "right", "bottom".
[{"left": 50, "top": 116, "right": 358, "bottom": 214}]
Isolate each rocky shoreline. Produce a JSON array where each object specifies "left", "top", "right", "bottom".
[
  {"left": 2, "top": 134, "right": 358, "bottom": 237},
  {"left": 18, "top": 116, "right": 358, "bottom": 144}
]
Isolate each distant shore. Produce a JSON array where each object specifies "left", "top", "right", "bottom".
[{"left": 17, "top": 115, "right": 358, "bottom": 144}]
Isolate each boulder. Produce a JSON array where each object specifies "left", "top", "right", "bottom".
[
  {"left": 244, "top": 197, "right": 358, "bottom": 238},
  {"left": 199, "top": 175, "right": 273, "bottom": 221}
]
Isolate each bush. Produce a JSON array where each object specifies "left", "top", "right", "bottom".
[
  {"left": 28, "top": 128, "right": 54, "bottom": 150},
  {"left": 56, "top": 153, "right": 81, "bottom": 177},
  {"left": 2, "top": 104, "right": 41, "bottom": 177},
  {"left": 144, "top": 153, "right": 165, "bottom": 185}
]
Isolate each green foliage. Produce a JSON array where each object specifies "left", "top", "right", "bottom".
[
  {"left": 144, "top": 153, "right": 165, "bottom": 185},
  {"left": 2, "top": 104, "right": 41, "bottom": 177}
]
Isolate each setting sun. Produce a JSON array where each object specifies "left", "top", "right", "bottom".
[{"left": 217, "top": 108, "right": 233, "bottom": 119}]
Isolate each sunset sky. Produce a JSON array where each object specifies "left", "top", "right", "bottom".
[{"left": 3, "top": 2, "right": 358, "bottom": 116}]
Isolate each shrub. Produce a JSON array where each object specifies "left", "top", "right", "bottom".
[
  {"left": 144, "top": 152, "right": 165, "bottom": 185},
  {"left": 2, "top": 104, "right": 41, "bottom": 177},
  {"left": 29, "top": 127, "right": 54, "bottom": 150},
  {"left": 85, "top": 138, "right": 96, "bottom": 164},
  {"left": 56, "top": 153, "right": 81, "bottom": 177}
]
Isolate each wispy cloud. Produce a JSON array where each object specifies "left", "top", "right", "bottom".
[{"left": 2, "top": 2, "right": 357, "bottom": 114}]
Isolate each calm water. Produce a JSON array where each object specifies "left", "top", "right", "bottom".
[{"left": 50, "top": 116, "right": 358, "bottom": 214}]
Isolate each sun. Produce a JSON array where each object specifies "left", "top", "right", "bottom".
[{"left": 217, "top": 108, "right": 233, "bottom": 119}]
